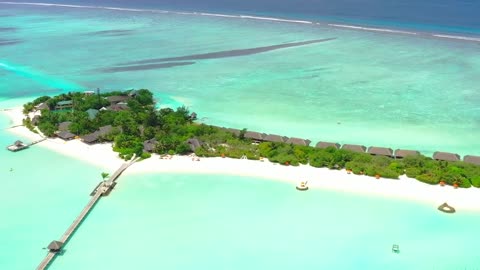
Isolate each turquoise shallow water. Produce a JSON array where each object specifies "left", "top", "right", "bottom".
[
  {"left": 1, "top": 4, "right": 480, "bottom": 269},
  {"left": 49, "top": 173, "right": 480, "bottom": 270},
  {"left": 1, "top": 4, "right": 480, "bottom": 156}
]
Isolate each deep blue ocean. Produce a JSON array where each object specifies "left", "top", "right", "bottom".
[{"left": 5, "top": 0, "right": 480, "bottom": 35}]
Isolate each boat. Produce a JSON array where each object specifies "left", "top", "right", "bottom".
[{"left": 296, "top": 181, "right": 309, "bottom": 191}]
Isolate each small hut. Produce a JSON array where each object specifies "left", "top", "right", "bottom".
[
  {"left": 143, "top": 139, "right": 157, "bottom": 153},
  {"left": 47, "top": 241, "right": 64, "bottom": 252},
  {"left": 14, "top": 140, "right": 25, "bottom": 147},
  {"left": 31, "top": 115, "right": 41, "bottom": 126},
  {"left": 394, "top": 149, "right": 420, "bottom": 159},
  {"left": 57, "top": 131, "right": 75, "bottom": 141},
  {"left": 82, "top": 132, "right": 100, "bottom": 144},
  {"left": 244, "top": 131, "right": 266, "bottom": 142},
  {"left": 227, "top": 128, "right": 241, "bottom": 137},
  {"left": 315, "top": 142, "right": 341, "bottom": 149},
  {"left": 463, "top": 155, "right": 480, "bottom": 166},
  {"left": 433, "top": 151, "right": 460, "bottom": 162},
  {"left": 368, "top": 146, "right": 393, "bottom": 157},
  {"left": 86, "top": 108, "right": 99, "bottom": 120},
  {"left": 341, "top": 144, "right": 367, "bottom": 153},
  {"left": 263, "top": 134, "right": 288, "bottom": 143},
  {"left": 35, "top": 102, "right": 50, "bottom": 111},
  {"left": 286, "top": 137, "right": 311, "bottom": 146},
  {"left": 106, "top": 95, "right": 130, "bottom": 105},
  {"left": 58, "top": 121, "right": 72, "bottom": 132},
  {"left": 187, "top": 138, "right": 202, "bottom": 152}
]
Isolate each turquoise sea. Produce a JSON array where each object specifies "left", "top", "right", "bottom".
[{"left": 1, "top": 2, "right": 480, "bottom": 269}]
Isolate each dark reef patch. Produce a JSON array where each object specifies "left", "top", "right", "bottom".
[
  {"left": 101, "top": 62, "right": 195, "bottom": 73},
  {"left": 89, "top": 29, "right": 135, "bottom": 37},
  {"left": 120, "top": 38, "right": 336, "bottom": 65},
  {"left": 0, "top": 27, "right": 17, "bottom": 32},
  {"left": 0, "top": 39, "right": 22, "bottom": 46}
]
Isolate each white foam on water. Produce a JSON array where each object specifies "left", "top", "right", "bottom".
[{"left": 1, "top": 2, "right": 479, "bottom": 43}]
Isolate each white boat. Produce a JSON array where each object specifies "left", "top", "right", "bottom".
[{"left": 296, "top": 181, "right": 308, "bottom": 191}]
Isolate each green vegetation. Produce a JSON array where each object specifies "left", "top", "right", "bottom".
[{"left": 24, "top": 90, "right": 480, "bottom": 187}]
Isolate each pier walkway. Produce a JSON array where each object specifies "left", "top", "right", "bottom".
[{"left": 36, "top": 158, "right": 137, "bottom": 270}]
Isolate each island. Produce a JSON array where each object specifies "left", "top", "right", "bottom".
[{"left": 19, "top": 89, "right": 480, "bottom": 189}]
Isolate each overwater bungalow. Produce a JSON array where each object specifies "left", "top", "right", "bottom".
[
  {"left": 263, "top": 134, "right": 288, "bottom": 143},
  {"left": 394, "top": 149, "right": 420, "bottom": 159},
  {"left": 286, "top": 137, "right": 311, "bottom": 146},
  {"left": 464, "top": 155, "right": 480, "bottom": 166},
  {"left": 368, "top": 146, "right": 393, "bottom": 157},
  {"left": 244, "top": 131, "right": 266, "bottom": 142},
  {"left": 58, "top": 121, "right": 72, "bottom": 132},
  {"left": 54, "top": 100, "right": 73, "bottom": 110},
  {"left": 433, "top": 151, "right": 461, "bottom": 162},
  {"left": 106, "top": 95, "right": 130, "bottom": 105},
  {"left": 47, "top": 241, "right": 63, "bottom": 252},
  {"left": 57, "top": 131, "right": 75, "bottom": 141},
  {"left": 315, "top": 141, "right": 341, "bottom": 149},
  {"left": 187, "top": 138, "right": 202, "bottom": 152},
  {"left": 143, "top": 139, "right": 157, "bottom": 152},
  {"left": 7, "top": 140, "right": 28, "bottom": 152},
  {"left": 341, "top": 144, "right": 367, "bottom": 153}
]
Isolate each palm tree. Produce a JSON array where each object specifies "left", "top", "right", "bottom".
[{"left": 101, "top": 172, "right": 109, "bottom": 181}]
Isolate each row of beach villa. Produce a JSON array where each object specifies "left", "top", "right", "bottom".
[
  {"left": 220, "top": 128, "right": 480, "bottom": 166},
  {"left": 26, "top": 89, "right": 480, "bottom": 166}
]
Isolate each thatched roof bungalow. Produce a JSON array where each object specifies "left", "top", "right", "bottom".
[
  {"left": 47, "top": 241, "right": 63, "bottom": 252},
  {"left": 31, "top": 115, "right": 41, "bottom": 126},
  {"left": 286, "top": 137, "right": 311, "bottom": 146},
  {"left": 86, "top": 108, "right": 99, "bottom": 120},
  {"left": 143, "top": 139, "right": 157, "bottom": 152},
  {"left": 315, "top": 142, "right": 341, "bottom": 149},
  {"left": 263, "top": 134, "right": 288, "bottom": 143},
  {"left": 433, "top": 151, "right": 460, "bottom": 162},
  {"left": 244, "top": 131, "right": 266, "bottom": 141},
  {"left": 187, "top": 138, "right": 202, "bottom": 152},
  {"left": 342, "top": 144, "right": 367, "bottom": 153},
  {"left": 106, "top": 95, "right": 129, "bottom": 105},
  {"left": 227, "top": 128, "right": 241, "bottom": 137},
  {"left": 368, "top": 146, "right": 393, "bottom": 157},
  {"left": 58, "top": 121, "right": 72, "bottom": 132},
  {"left": 57, "top": 131, "right": 75, "bottom": 141},
  {"left": 82, "top": 132, "right": 100, "bottom": 144},
  {"left": 35, "top": 102, "right": 50, "bottom": 111},
  {"left": 394, "top": 149, "right": 420, "bottom": 159},
  {"left": 464, "top": 155, "right": 480, "bottom": 166}
]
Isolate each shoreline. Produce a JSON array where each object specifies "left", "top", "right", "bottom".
[{"left": 3, "top": 107, "right": 480, "bottom": 212}]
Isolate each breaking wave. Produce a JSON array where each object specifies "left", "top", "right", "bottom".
[{"left": 0, "top": 1, "right": 479, "bottom": 42}]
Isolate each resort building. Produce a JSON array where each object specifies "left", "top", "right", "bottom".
[
  {"left": 463, "top": 155, "right": 480, "bottom": 166},
  {"left": 368, "top": 146, "right": 394, "bottom": 157},
  {"left": 341, "top": 144, "right": 367, "bottom": 153},
  {"left": 187, "top": 138, "right": 202, "bottom": 152},
  {"left": 57, "top": 131, "right": 75, "bottom": 141},
  {"left": 107, "top": 104, "right": 129, "bottom": 111},
  {"left": 106, "top": 95, "right": 130, "bottom": 105},
  {"left": 263, "top": 134, "right": 288, "bottom": 143},
  {"left": 286, "top": 137, "right": 312, "bottom": 146},
  {"left": 315, "top": 141, "right": 341, "bottom": 149},
  {"left": 143, "top": 139, "right": 157, "bottom": 153},
  {"left": 58, "top": 121, "right": 72, "bottom": 132},
  {"left": 31, "top": 115, "right": 41, "bottom": 126},
  {"left": 394, "top": 149, "right": 420, "bottom": 159},
  {"left": 82, "top": 132, "right": 100, "bottom": 144},
  {"left": 54, "top": 100, "right": 73, "bottom": 110},
  {"left": 86, "top": 109, "right": 99, "bottom": 120},
  {"left": 433, "top": 151, "right": 461, "bottom": 162},
  {"left": 35, "top": 102, "right": 49, "bottom": 111},
  {"left": 244, "top": 131, "right": 266, "bottom": 142}
]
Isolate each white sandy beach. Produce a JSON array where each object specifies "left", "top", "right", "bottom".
[{"left": 3, "top": 107, "right": 480, "bottom": 212}]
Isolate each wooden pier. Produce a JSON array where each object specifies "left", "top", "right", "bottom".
[
  {"left": 36, "top": 159, "right": 137, "bottom": 270},
  {"left": 7, "top": 138, "right": 46, "bottom": 152}
]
